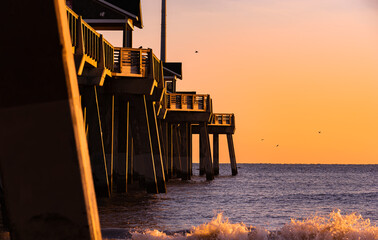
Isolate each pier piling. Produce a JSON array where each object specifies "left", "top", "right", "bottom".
[
  {"left": 159, "top": 121, "right": 169, "bottom": 178},
  {"left": 189, "top": 124, "right": 193, "bottom": 176},
  {"left": 81, "top": 86, "right": 111, "bottom": 198},
  {"left": 199, "top": 139, "right": 205, "bottom": 176},
  {"left": 179, "top": 123, "right": 190, "bottom": 180},
  {"left": 114, "top": 99, "right": 129, "bottom": 192},
  {"left": 172, "top": 124, "right": 182, "bottom": 178},
  {"left": 167, "top": 124, "right": 174, "bottom": 178},
  {"left": 227, "top": 134, "right": 238, "bottom": 176},
  {"left": 98, "top": 90, "right": 116, "bottom": 194},
  {"left": 129, "top": 95, "right": 159, "bottom": 193},
  {"left": 199, "top": 123, "right": 214, "bottom": 180},
  {"left": 128, "top": 136, "right": 134, "bottom": 185},
  {"left": 213, "top": 134, "right": 220, "bottom": 176},
  {"left": 147, "top": 101, "right": 167, "bottom": 193}
]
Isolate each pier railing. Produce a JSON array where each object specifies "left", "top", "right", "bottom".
[
  {"left": 113, "top": 48, "right": 163, "bottom": 84},
  {"left": 66, "top": 7, "right": 78, "bottom": 52},
  {"left": 165, "top": 93, "right": 210, "bottom": 112},
  {"left": 209, "top": 114, "right": 235, "bottom": 126},
  {"left": 113, "top": 48, "right": 147, "bottom": 76},
  {"left": 103, "top": 39, "right": 114, "bottom": 72},
  {"left": 66, "top": 6, "right": 114, "bottom": 73},
  {"left": 81, "top": 20, "right": 101, "bottom": 65}
]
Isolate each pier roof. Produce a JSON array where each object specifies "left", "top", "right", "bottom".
[
  {"left": 164, "top": 62, "right": 182, "bottom": 80},
  {"left": 98, "top": 0, "right": 143, "bottom": 28},
  {"left": 71, "top": 0, "right": 143, "bottom": 29}
]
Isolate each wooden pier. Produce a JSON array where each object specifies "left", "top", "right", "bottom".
[{"left": 0, "top": 0, "right": 238, "bottom": 239}]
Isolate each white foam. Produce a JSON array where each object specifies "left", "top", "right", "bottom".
[
  {"left": 279, "top": 209, "right": 378, "bottom": 240},
  {"left": 127, "top": 210, "right": 377, "bottom": 240}
]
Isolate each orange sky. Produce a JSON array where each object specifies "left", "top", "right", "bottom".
[{"left": 102, "top": 0, "right": 378, "bottom": 164}]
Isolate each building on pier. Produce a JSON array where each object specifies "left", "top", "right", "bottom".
[{"left": 0, "top": 0, "right": 238, "bottom": 238}]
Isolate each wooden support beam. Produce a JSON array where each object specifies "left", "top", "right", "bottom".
[
  {"left": 179, "top": 123, "right": 190, "bottom": 180},
  {"left": 159, "top": 120, "right": 169, "bottom": 178},
  {"left": 97, "top": 89, "right": 115, "bottom": 195},
  {"left": 172, "top": 124, "right": 182, "bottom": 178},
  {"left": 189, "top": 124, "right": 193, "bottom": 176},
  {"left": 199, "top": 123, "right": 214, "bottom": 180},
  {"left": 128, "top": 136, "right": 134, "bottom": 185},
  {"left": 213, "top": 134, "right": 220, "bottom": 176},
  {"left": 111, "top": 95, "right": 118, "bottom": 193},
  {"left": 123, "top": 23, "right": 132, "bottom": 48},
  {"left": 114, "top": 99, "right": 129, "bottom": 192},
  {"left": 129, "top": 95, "right": 159, "bottom": 193},
  {"left": 0, "top": 0, "right": 102, "bottom": 238},
  {"left": 81, "top": 86, "right": 110, "bottom": 198},
  {"left": 227, "top": 134, "right": 238, "bottom": 176},
  {"left": 199, "top": 136, "right": 205, "bottom": 176},
  {"left": 146, "top": 101, "right": 167, "bottom": 193},
  {"left": 167, "top": 123, "right": 173, "bottom": 179}
]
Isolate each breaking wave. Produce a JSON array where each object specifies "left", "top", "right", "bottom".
[{"left": 118, "top": 210, "right": 378, "bottom": 240}]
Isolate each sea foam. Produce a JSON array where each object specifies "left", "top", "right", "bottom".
[{"left": 118, "top": 210, "right": 378, "bottom": 240}]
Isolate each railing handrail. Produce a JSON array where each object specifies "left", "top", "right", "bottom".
[
  {"left": 165, "top": 93, "right": 209, "bottom": 112},
  {"left": 210, "top": 113, "right": 235, "bottom": 126},
  {"left": 66, "top": 6, "right": 114, "bottom": 73},
  {"left": 168, "top": 93, "right": 208, "bottom": 98},
  {"left": 114, "top": 47, "right": 150, "bottom": 54},
  {"left": 103, "top": 38, "right": 114, "bottom": 72},
  {"left": 213, "top": 113, "right": 235, "bottom": 117},
  {"left": 66, "top": 6, "right": 78, "bottom": 49},
  {"left": 81, "top": 21, "right": 100, "bottom": 38},
  {"left": 66, "top": 6, "right": 79, "bottom": 19}
]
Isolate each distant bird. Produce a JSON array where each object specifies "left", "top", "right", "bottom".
[
  {"left": 318, "top": 131, "right": 321, "bottom": 134},
  {"left": 276, "top": 144, "right": 279, "bottom": 147},
  {"left": 195, "top": 50, "right": 198, "bottom": 53},
  {"left": 261, "top": 139, "right": 264, "bottom": 141}
]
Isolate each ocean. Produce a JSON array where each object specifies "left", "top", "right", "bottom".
[{"left": 98, "top": 164, "right": 378, "bottom": 239}]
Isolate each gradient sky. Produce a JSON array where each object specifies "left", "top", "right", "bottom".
[{"left": 102, "top": 0, "right": 378, "bottom": 164}]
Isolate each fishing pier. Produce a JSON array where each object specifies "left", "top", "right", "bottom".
[{"left": 0, "top": 0, "right": 237, "bottom": 239}]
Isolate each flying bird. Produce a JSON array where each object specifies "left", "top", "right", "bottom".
[
  {"left": 195, "top": 50, "right": 198, "bottom": 53},
  {"left": 276, "top": 145, "right": 279, "bottom": 147},
  {"left": 318, "top": 131, "right": 321, "bottom": 134}
]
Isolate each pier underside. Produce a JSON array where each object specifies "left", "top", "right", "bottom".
[
  {"left": 104, "top": 77, "right": 157, "bottom": 95},
  {"left": 192, "top": 125, "right": 235, "bottom": 134},
  {"left": 164, "top": 111, "right": 211, "bottom": 123}
]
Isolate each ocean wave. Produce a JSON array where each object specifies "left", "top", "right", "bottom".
[{"left": 104, "top": 210, "right": 378, "bottom": 240}]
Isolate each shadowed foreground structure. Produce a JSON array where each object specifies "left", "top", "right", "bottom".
[{"left": 0, "top": 0, "right": 102, "bottom": 239}]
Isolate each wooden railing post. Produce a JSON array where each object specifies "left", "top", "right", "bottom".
[
  {"left": 74, "top": 16, "right": 85, "bottom": 75},
  {"left": 148, "top": 50, "right": 153, "bottom": 78},
  {"left": 139, "top": 49, "right": 143, "bottom": 74}
]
